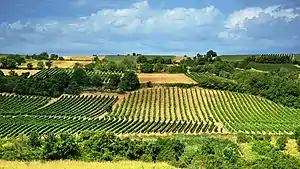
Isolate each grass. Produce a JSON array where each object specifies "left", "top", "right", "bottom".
[
  {"left": 0, "top": 160, "right": 176, "bottom": 169},
  {"left": 250, "top": 63, "right": 300, "bottom": 71},
  {"left": 219, "top": 54, "right": 254, "bottom": 61}
]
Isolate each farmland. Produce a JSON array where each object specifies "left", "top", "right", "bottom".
[
  {"left": 0, "top": 160, "right": 176, "bottom": 169},
  {"left": 0, "top": 69, "right": 40, "bottom": 76},
  {"left": 137, "top": 73, "right": 196, "bottom": 84},
  {"left": 250, "top": 63, "right": 300, "bottom": 71},
  {"left": 1, "top": 86, "right": 299, "bottom": 137},
  {"left": 112, "top": 87, "right": 300, "bottom": 134}
]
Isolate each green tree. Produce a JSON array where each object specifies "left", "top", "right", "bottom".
[
  {"left": 140, "top": 63, "right": 154, "bottom": 73},
  {"left": 50, "top": 54, "right": 58, "bottom": 60},
  {"left": 45, "top": 60, "right": 52, "bottom": 69},
  {"left": 71, "top": 68, "right": 89, "bottom": 86},
  {"left": 136, "top": 55, "right": 147, "bottom": 63},
  {"left": 37, "top": 61, "right": 44, "bottom": 69},
  {"left": 29, "top": 131, "right": 41, "bottom": 148},
  {"left": 119, "top": 71, "right": 140, "bottom": 91},
  {"left": 107, "top": 74, "right": 121, "bottom": 89},
  {"left": 206, "top": 50, "right": 217, "bottom": 58},
  {"left": 27, "top": 63, "right": 33, "bottom": 70}
]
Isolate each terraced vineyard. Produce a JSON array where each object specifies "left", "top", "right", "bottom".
[
  {"left": 1, "top": 86, "right": 300, "bottom": 137},
  {"left": 31, "top": 68, "right": 123, "bottom": 83},
  {"left": 0, "top": 116, "right": 216, "bottom": 138},
  {"left": 0, "top": 94, "right": 50, "bottom": 115},
  {"left": 111, "top": 87, "right": 300, "bottom": 134},
  {"left": 32, "top": 95, "right": 118, "bottom": 117}
]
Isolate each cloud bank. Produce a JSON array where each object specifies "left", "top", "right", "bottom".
[{"left": 0, "top": 0, "right": 299, "bottom": 55}]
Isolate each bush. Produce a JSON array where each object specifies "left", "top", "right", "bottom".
[
  {"left": 140, "top": 63, "right": 154, "bottom": 73},
  {"left": 119, "top": 71, "right": 140, "bottom": 91},
  {"left": 275, "top": 136, "right": 288, "bottom": 150},
  {"left": 237, "top": 134, "right": 253, "bottom": 143},
  {"left": 252, "top": 141, "right": 274, "bottom": 155}
]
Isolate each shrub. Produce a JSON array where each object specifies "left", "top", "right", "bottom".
[
  {"left": 237, "top": 134, "right": 253, "bottom": 143},
  {"left": 252, "top": 141, "right": 274, "bottom": 155},
  {"left": 275, "top": 136, "right": 288, "bottom": 150}
]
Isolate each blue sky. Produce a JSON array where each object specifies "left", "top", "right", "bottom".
[{"left": 0, "top": 0, "right": 300, "bottom": 55}]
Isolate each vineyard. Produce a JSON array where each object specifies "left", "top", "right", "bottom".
[
  {"left": 0, "top": 85, "right": 300, "bottom": 137},
  {"left": 0, "top": 116, "right": 216, "bottom": 138},
  {"left": 32, "top": 95, "right": 118, "bottom": 117},
  {"left": 0, "top": 94, "right": 49, "bottom": 115},
  {"left": 31, "top": 68, "right": 123, "bottom": 83},
  {"left": 111, "top": 87, "right": 300, "bottom": 134}
]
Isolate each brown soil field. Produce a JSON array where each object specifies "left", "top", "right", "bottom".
[
  {"left": 137, "top": 73, "right": 196, "bottom": 84},
  {"left": 62, "top": 56, "right": 105, "bottom": 61},
  {"left": 1, "top": 69, "right": 40, "bottom": 76}
]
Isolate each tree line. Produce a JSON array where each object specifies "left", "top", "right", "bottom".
[
  {"left": 244, "top": 54, "right": 298, "bottom": 64},
  {"left": 0, "top": 68, "right": 140, "bottom": 97},
  {"left": 1, "top": 131, "right": 300, "bottom": 168},
  {"left": 189, "top": 60, "right": 300, "bottom": 109}
]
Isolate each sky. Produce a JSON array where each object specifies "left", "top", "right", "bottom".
[{"left": 0, "top": 0, "right": 300, "bottom": 56}]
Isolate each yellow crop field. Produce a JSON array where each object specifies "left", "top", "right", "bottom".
[
  {"left": 63, "top": 56, "right": 105, "bottom": 61},
  {"left": 137, "top": 73, "right": 196, "bottom": 84},
  {"left": 0, "top": 160, "right": 176, "bottom": 169},
  {"left": 1, "top": 69, "right": 40, "bottom": 76}
]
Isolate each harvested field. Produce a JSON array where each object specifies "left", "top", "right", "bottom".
[
  {"left": 137, "top": 73, "right": 196, "bottom": 84},
  {"left": 1, "top": 69, "right": 40, "bottom": 76},
  {"left": 20, "top": 60, "right": 93, "bottom": 69},
  {"left": 0, "top": 160, "right": 175, "bottom": 169},
  {"left": 63, "top": 56, "right": 105, "bottom": 61},
  {"left": 52, "top": 60, "right": 93, "bottom": 68},
  {"left": 174, "top": 56, "right": 184, "bottom": 62}
]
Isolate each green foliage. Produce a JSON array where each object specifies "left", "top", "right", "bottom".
[
  {"left": 71, "top": 68, "right": 90, "bottom": 86},
  {"left": 0, "top": 57, "right": 17, "bottom": 69},
  {"left": 41, "top": 133, "right": 80, "bottom": 160},
  {"left": 237, "top": 134, "right": 253, "bottom": 143},
  {"left": 27, "top": 63, "right": 33, "bottom": 70},
  {"left": 119, "top": 71, "right": 140, "bottom": 91},
  {"left": 166, "top": 83, "right": 197, "bottom": 88},
  {"left": 45, "top": 60, "right": 52, "bottom": 69},
  {"left": 169, "top": 65, "right": 187, "bottom": 73},
  {"left": 37, "top": 61, "right": 44, "bottom": 69},
  {"left": 107, "top": 74, "right": 121, "bottom": 89},
  {"left": 50, "top": 54, "right": 59, "bottom": 60},
  {"left": 136, "top": 55, "right": 147, "bottom": 63},
  {"left": 252, "top": 141, "right": 274, "bottom": 155},
  {"left": 140, "top": 63, "right": 154, "bottom": 73},
  {"left": 206, "top": 50, "right": 218, "bottom": 58},
  {"left": 245, "top": 54, "right": 297, "bottom": 64},
  {"left": 275, "top": 136, "right": 288, "bottom": 150}
]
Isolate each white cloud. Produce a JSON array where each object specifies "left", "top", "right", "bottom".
[
  {"left": 226, "top": 5, "right": 299, "bottom": 29},
  {"left": 0, "top": 1, "right": 299, "bottom": 55}
]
